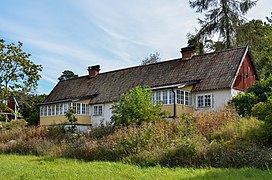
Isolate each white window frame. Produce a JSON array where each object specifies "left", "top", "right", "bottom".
[
  {"left": 93, "top": 105, "right": 103, "bottom": 116},
  {"left": 196, "top": 93, "right": 212, "bottom": 108}
]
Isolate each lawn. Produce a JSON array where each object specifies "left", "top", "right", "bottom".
[{"left": 0, "top": 155, "right": 271, "bottom": 180}]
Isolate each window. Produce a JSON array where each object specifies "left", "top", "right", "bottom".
[
  {"left": 56, "top": 104, "right": 60, "bottom": 115},
  {"left": 86, "top": 105, "right": 90, "bottom": 115},
  {"left": 177, "top": 90, "right": 184, "bottom": 104},
  {"left": 82, "top": 104, "right": 86, "bottom": 115},
  {"left": 197, "top": 94, "right": 212, "bottom": 108},
  {"left": 163, "top": 91, "right": 168, "bottom": 104},
  {"left": 64, "top": 103, "right": 68, "bottom": 113},
  {"left": 40, "top": 107, "right": 44, "bottom": 116},
  {"left": 48, "top": 106, "right": 52, "bottom": 116},
  {"left": 155, "top": 91, "right": 161, "bottom": 104},
  {"left": 77, "top": 103, "right": 81, "bottom": 114},
  {"left": 93, "top": 105, "right": 102, "bottom": 116},
  {"left": 59, "top": 104, "right": 63, "bottom": 115},
  {"left": 185, "top": 92, "right": 192, "bottom": 106},
  {"left": 51, "top": 105, "right": 55, "bottom": 116},
  {"left": 44, "top": 106, "right": 47, "bottom": 116},
  {"left": 169, "top": 91, "right": 174, "bottom": 104}
]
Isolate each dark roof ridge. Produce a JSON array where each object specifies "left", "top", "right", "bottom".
[{"left": 192, "top": 45, "right": 246, "bottom": 59}]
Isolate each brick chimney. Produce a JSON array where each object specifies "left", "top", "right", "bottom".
[
  {"left": 180, "top": 45, "right": 195, "bottom": 59},
  {"left": 88, "top": 65, "right": 100, "bottom": 77}
]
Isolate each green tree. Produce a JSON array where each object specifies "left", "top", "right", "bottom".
[
  {"left": 235, "top": 20, "right": 272, "bottom": 79},
  {"left": 111, "top": 86, "right": 165, "bottom": 126},
  {"left": 58, "top": 70, "right": 78, "bottom": 81},
  {"left": 141, "top": 52, "right": 161, "bottom": 65},
  {"left": 0, "top": 39, "right": 42, "bottom": 110},
  {"left": 16, "top": 93, "right": 47, "bottom": 125},
  {"left": 267, "top": 12, "right": 272, "bottom": 23},
  {"left": 189, "top": 0, "right": 257, "bottom": 49}
]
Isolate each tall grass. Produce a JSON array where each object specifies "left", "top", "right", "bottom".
[{"left": 0, "top": 108, "right": 271, "bottom": 168}]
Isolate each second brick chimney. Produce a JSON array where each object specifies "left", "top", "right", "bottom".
[
  {"left": 88, "top": 65, "right": 100, "bottom": 77},
  {"left": 180, "top": 45, "right": 195, "bottom": 59}
]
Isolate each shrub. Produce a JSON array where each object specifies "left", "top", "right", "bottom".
[
  {"left": 231, "top": 92, "right": 258, "bottom": 116},
  {"left": 111, "top": 86, "right": 165, "bottom": 126}
]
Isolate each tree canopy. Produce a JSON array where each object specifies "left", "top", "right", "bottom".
[
  {"left": 235, "top": 20, "right": 272, "bottom": 79},
  {"left": 141, "top": 52, "right": 161, "bottom": 65},
  {"left": 58, "top": 70, "right": 78, "bottom": 81},
  {"left": 0, "top": 39, "right": 42, "bottom": 107},
  {"left": 189, "top": 0, "right": 257, "bottom": 50}
]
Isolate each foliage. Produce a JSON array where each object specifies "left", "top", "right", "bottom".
[
  {"left": 16, "top": 93, "right": 47, "bottom": 125},
  {"left": 58, "top": 70, "right": 78, "bottom": 81},
  {"left": 0, "top": 108, "right": 272, "bottom": 168},
  {"left": 267, "top": 12, "right": 272, "bottom": 23},
  {"left": 189, "top": 0, "right": 257, "bottom": 49},
  {"left": 232, "top": 76, "right": 272, "bottom": 116},
  {"left": 235, "top": 20, "right": 272, "bottom": 79},
  {"left": 231, "top": 92, "right": 258, "bottom": 116},
  {"left": 64, "top": 108, "right": 77, "bottom": 124},
  {"left": 141, "top": 52, "right": 161, "bottom": 65},
  {"left": 0, "top": 39, "right": 42, "bottom": 105},
  {"left": 1, "top": 119, "right": 28, "bottom": 130},
  {"left": 248, "top": 76, "right": 272, "bottom": 102},
  {"left": 111, "top": 86, "right": 165, "bottom": 126}
]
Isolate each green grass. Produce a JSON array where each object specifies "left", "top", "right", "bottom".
[{"left": 0, "top": 155, "right": 271, "bottom": 180}]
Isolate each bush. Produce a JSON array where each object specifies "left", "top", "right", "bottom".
[
  {"left": 231, "top": 93, "right": 258, "bottom": 116},
  {"left": 111, "top": 86, "right": 166, "bottom": 126}
]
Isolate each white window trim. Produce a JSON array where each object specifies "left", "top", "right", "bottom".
[
  {"left": 195, "top": 93, "right": 213, "bottom": 109},
  {"left": 93, "top": 105, "right": 103, "bottom": 116}
]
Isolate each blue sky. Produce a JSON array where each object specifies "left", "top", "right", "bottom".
[{"left": 1, "top": 0, "right": 270, "bottom": 94}]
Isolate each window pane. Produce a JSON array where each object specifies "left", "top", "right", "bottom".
[
  {"left": 48, "top": 106, "right": 52, "bottom": 116},
  {"left": 197, "top": 96, "right": 204, "bottom": 107},
  {"left": 185, "top": 92, "right": 192, "bottom": 106},
  {"left": 82, "top": 104, "right": 86, "bottom": 115},
  {"left": 77, "top": 103, "right": 81, "bottom": 114},
  {"left": 177, "top": 90, "right": 181, "bottom": 104},
  {"left": 205, "top": 95, "right": 211, "bottom": 107},
  {"left": 64, "top": 104, "right": 68, "bottom": 113},
  {"left": 56, "top": 104, "right": 59, "bottom": 115},
  {"left": 94, "top": 106, "right": 98, "bottom": 116},
  {"left": 59, "top": 104, "right": 63, "bottom": 115},
  {"left": 98, "top": 106, "right": 102, "bottom": 115},
  {"left": 51, "top": 105, "right": 55, "bottom": 116},
  {"left": 181, "top": 91, "right": 184, "bottom": 105},
  {"left": 156, "top": 91, "right": 161, "bottom": 104},
  {"left": 40, "top": 107, "right": 43, "bottom": 116},
  {"left": 44, "top": 106, "right": 47, "bottom": 116},
  {"left": 163, "top": 91, "right": 168, "bottom": 104},
  {"left": 169, "top": 90, "right": 174, "bottom": 104},
  {"left": 86, "top": 105, "right": 90, "bottom": 115},
  {"left": 177, "top": 90, "right": 184, "bottom": 104},
  {"left": 188, "top": 92, "right": 192, "bottom": 106}
]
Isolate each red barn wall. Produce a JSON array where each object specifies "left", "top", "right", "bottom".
[{"left": 233, "top": 54, "right": 257, "bottom": 91}]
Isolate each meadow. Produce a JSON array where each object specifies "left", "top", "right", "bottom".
[{"left": 0, "top": 154, "right": 271, "bottom": 180}]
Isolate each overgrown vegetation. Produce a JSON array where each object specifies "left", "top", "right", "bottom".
[{"left": 1, "top": 108, "right": 271, "bottom": 168}]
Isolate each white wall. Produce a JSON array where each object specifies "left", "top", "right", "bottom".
[
  {"left": 194, "top": 89, "right": 232, "bottom": 112},
  {"left": 231, "top": 88, "right": 243, "bottom": 97},
  {"left": 91, "top": 103, "right": 113, "bottom": 127}
]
